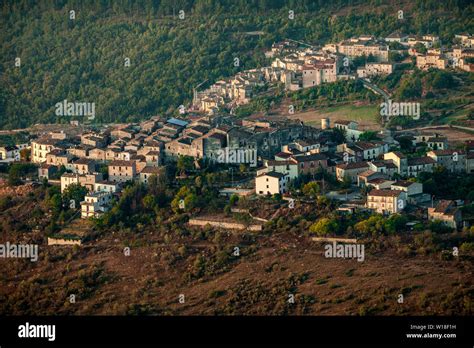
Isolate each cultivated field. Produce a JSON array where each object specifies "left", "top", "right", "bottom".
[
  {"left": 400, "top": 125, "right": 474, "bottom": 144},
  {"left": 285, "top": 104, "right": 381, "bottom": 131}
]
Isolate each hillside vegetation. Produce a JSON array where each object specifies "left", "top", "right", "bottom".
[{"left": 1, "top": 0, "right": 473, "bottom": 129}]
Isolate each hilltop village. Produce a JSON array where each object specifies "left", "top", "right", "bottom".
[
  {"left": 0, "top": 112, "right": 469, "bottom": 243},
  {"left": 1, "top": 0, "right": 474, "bottom": 319},
  {"left": 1, "top": 32, "right": 474, "bottom": 246},
  {"left": 192, "top": 32, "right": 474, "bottom": 113}
]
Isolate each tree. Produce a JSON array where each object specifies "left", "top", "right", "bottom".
[
  {"left": 330, "top": 128, "right": 346, "bottom": 144},
  {"left": 143, "top": 194, "right": 157, "bottom": 211},
  {"left": 62, "top": 183, "right": 87, "bottom": 209},
  {"left": 358, "top": 131, "right": 378, "bottom": 141},
  {"left": 7, "top": 163, "right": 36, "bottom": 186},
  {"left": 193, "top": 254, "right": 206, "bottom": 277},
  {"left": 302, "top": 182, "right": 320, "bottom": 198},
  {"left": 171, "top": 186, "right": 197, "bottom": 212},
  {"left": 384, "top": 214, "right": 408, "bottom": 234},
  {"left": 367, "top": 54, "right": 377, "bottom": 63},
  {"left": 468, "top": 110, "right": 474, "bottom": 120},
  {"left": 177, "top": 156, "right": 194, "bottom": 175},
  {"left": 354, "top": 215, "right": 386, "bottom": 236},
  {"left": 195, "top": 176, "right": 203, "bottom": 189},
  {"left": 98, "top": 164, "right": 109, "bottom": 180},
  {"left": 428, "top": 70, "right": 455, "bottom": 89},
  {"left": 388, "top": 41, "right": 405, "bottom": 50},
  {"left": 414, "top": 42, "right": 427, "bottom": 54},
  {"left": 48, "top": 194, "right": 62, "bottom": 215},
  {"left": 397, "top": 76, "right": 422, "bottom": 99},
  {"left": 229, "top": 194, "right": 239, "bottom": 206},
  {"left": 7, "top": 167, "right": 22, "bottom": 186},
  {"left": 352, "top": 55, "right": 367, "bottom": 67},
  {"left": 309, "top": 217, "right": 338, "bottom": 236},
  {"left": 398, "top": 136, "right": 414, "bottom": 152},
  {"left": 20, "top": 148, "right": 30, "bottom": 161}
]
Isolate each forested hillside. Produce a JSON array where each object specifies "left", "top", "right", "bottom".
[{"left": 1, "top": 0, "right": 473, "bottom": 129}]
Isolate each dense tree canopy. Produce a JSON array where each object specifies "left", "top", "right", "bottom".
[{"left": 1, "top": 0, "right": 473, "bottom": 129}]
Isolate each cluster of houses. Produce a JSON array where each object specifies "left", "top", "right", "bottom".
[
  {"left": 30, "top": 118, "right": 166, "bottom": 218},
  {"left": 192, "top": 32, "right": 473, "bottom": 115},
  {"left": 254, "top": 118, "right": 474, "bottom": 230},
  {"left": 6, "top": 31, "right": 472, "bottom": 230},
  {"left": 0, "top": 144, "right": 28, "bottom": 163},
  {"left": 29, "top": 114, "right": 320, "bottom": 218},
  {"left": 0, "top": 107, "right": 469, "bottom": 232},
  {"left": 384, "top": 32, "right": 474, "bottom": 72}
]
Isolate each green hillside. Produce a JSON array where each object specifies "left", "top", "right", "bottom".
[{"left": 0, "top": 0, "right": 473, "bottom": 129}]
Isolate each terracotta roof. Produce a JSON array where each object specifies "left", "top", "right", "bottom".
[
  {"left": 357, "top": 170, "right": 377, "bottom": 178},
  {"left": 427, "top": 137, "right": 447, "bottom": 142},
  {"left": 367, "top": 178, "right": 391, "bottom": 184},
  {"left": 257, "top": 171, "right": 287, "bottom": 179},
  {"left": 433, "top": 200, "right": 457, "bottom": 215},
  {"left": 334, "top": 120, "right": 356, "bottom": 125},
  {"left": 368, "top": 189, "right": 403, "bottom": 197},
  {"left": 354, "top": 141, "right": 382, "bottom": 150},
  {"left": 275, "top": 152, "right": 293, "bottom": 159},
  {"left": 141, "top": 166, "right": 162, "bottom": 174},
  {"left": 109, "top": 160, "right": 135, "bottom": 167},
  {"left": 392, "top": 180, "right": 416, "bottom": 188},
  {"left": 370, "top": 160, "right": 396, "bottom": 168},
  {"left": 40, "top": 163, "right": 55, "bottom": 169},
  {"left": 47, "top": 149, "right": 66, "bottom": 156},
  {"left": 293, "top": 153, "right": 327, "bottom": 162},
  {"left": 145, "top": 140, "right": 163, "bottom": 147},
  {"left": 190, "top": 125, "right": 210, "bottom": 134},
  {"left": 369, "top": 160, "right": 386, "bottom": 167},
  {"left": 429, "top": 149, "right": 464, "bottom": 156},
  {"left": 73, "top": 158, "right": 94, "bottom": 165},
  {"left": 336, "top": 161, "right": 369, "bottom": 170},
  {"left": 407, "top": 157, "right": 436, "bottom": 166},
  {"left": 145, "top": 151, "right": 160, "bottom": 156},
  {"left": 33, "top": 137, "right": 61, "bottom": 146},
  {"left": 208, "top": 133, "right": 226, "bottom": 141},
  {"left": 267, "top": 159, "right": 297, "bottom": 166}
]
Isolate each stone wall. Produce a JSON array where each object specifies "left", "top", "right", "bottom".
[{"left": 188, "top": 218, "right": 262, "bottom": 231}]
